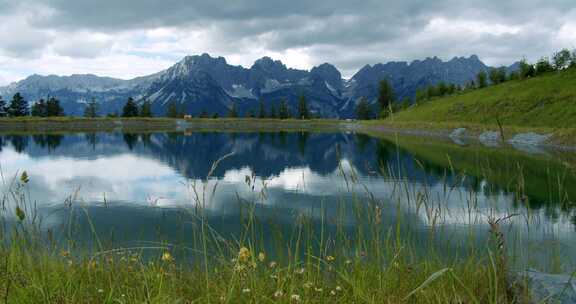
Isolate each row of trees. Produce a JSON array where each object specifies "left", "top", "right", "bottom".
[
  {"left": 0, "top": 93, "right": 64, "bottom": 117},
  {"left": 354, "top": 79, "right": 396, "bottom": 120},
  {"left": 30, "top": 97, "right": 64, "bottom": 117},
  {"left": 163, "top": 95, "right": 313, "bottom": 120},
  {"left": 0, "top": 93, "right": 31, "bottom": 117}
]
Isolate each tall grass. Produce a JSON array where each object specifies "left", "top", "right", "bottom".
[{"left": 0, "top": 150, "right": 542, "bottom": 303}]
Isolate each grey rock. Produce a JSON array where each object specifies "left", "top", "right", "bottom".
[
  {"left": 479, "top": 131, "right": 502, "bottom": 147},
  {"left": 515, "top": 270, "right": 576, "bottom": 304},
  {"left": 508, "top": 132, "right": 551, "bottom": 146},
  {"left": 449, "top": 128, "right": 468, "bottom": 146},
  {"left": 450, "top": 128, "right": 467, "bottom": 138}
]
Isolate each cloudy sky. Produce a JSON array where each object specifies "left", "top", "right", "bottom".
[{"left": 0, "top": 0, "right": 575, "bottom": 85}]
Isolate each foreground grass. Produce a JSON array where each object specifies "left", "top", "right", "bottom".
[
  {"left": 0, "top": 159, "right": 527, "bottom": 303},
  {"left": 0, "top": 241, "right": 514, "bottom": 303}
]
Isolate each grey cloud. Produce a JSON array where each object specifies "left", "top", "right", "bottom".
[{"left": 3, "top": 0, "right": 576, "bottom": 78}]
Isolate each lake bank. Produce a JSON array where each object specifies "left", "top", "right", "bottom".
[{"left": 1, "top": 117, "right": 574, "bottom": 151}]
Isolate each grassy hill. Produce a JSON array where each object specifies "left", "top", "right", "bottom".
[{"left": 391, "top": 68, "right": 576, "bottom": 128}]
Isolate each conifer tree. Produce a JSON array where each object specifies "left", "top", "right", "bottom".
[
  {"left": 122, "top": 97, "right": 139, "bottom": 117},
  {"left": 84, "top": 98, "right": 99, "bottom": 118},
  {"left": 31, "top": 99, "right": 47, "bottom": 117},
  {"left": 377, "top": 79, "right": 394, "bottom": 117},
  {"left": 278, "top": 99, "right": 290, "bottom": 119},
  {"left": 228, "top": 102, "right": 238, "bottom": 118},
  {"left": 355, "top": 97, "right": 372, "bottom": 120},
  {"left": 297, "top": 94, "right": 309, "bottom": 119},
  {"left": 258, "top": 99, "right": 266, "bottom": 119},
  {"left": 166, "top": 102, "right": 179, "bottom": 118},
  {"left": 139, "top": 100, "right": 153, "bottom": 117},
  {"left": 8, "top": 93, "right": 29, "bottom": 117},
  {"left": 46, "top": 97, "right": 64, "bottom": 116}
]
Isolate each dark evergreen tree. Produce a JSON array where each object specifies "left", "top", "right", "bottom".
[
  {"left": 0, "top": 96, "right": 7, "bottom": 115},
  {"left": 297, "top": 94, "right": 310, "bottom": 119},
  {"left": 31, "top": 99, "right": 47, "bottom": 117},
  {"left": 46, "top": 97, "right": 64, "bottom": 116},
  {"left": 377, "top": 79, "right": 395, "bottom": 116},
  {"left": 228, "top": 102, "right": 238, "bottom": 118},
  {"left": 84, "top": 98, "right": 99, "bottom": 118},
  {"left": 258, "top": 99, "right": 266, "bottom": 119},
  {"left": 8, "top": 93, "right": 28, "bottom": 117},
  {"left": 355, "top": 97, "right": 372, "bottom": 120},
  {"left": 278, "top": 99, "right": 290, "bottom": 119},
  {"left": 122, "top": 97, "right": 139, "bottom": 117},
  {"left": 139, "top": 100, "right": 153, "bottom": 117},
  {"left": 212, "top": 113, "right": 219, "bottom": 119},
  {"left": 199, "top": 110, "right": 209, "bottom": 118},
  {"left": 476, "top": 71, "right": 487, "bottom": 88},
  {"left": 166, "top": 102, "right": 179, "bottom": 118},
  {"left": 269, "top": 104, "right": 277, "bottom": 119}
]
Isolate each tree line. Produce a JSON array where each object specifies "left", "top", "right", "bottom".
[
  {"left": 0, "top": 93, "right": 65, "bottom": 117},
  {"left": 0, "top": 92, "right": 315, "bottom": 120},
  {"left": 117, "top": 94, "right": 314, "bottom": 119}
]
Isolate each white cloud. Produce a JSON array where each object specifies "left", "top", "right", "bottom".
[{"left": 0, "top": 0, "right": 576, "bottom": 83}]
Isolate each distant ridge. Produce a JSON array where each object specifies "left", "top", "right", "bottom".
[{"left": 0, "top": 54, "right": 513, "bottom": 117}]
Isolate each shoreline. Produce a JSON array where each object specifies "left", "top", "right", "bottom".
[{"left": 0, "top": 117, "right": 574, "bottom": 151}]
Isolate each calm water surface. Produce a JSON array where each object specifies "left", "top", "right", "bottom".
[{"left": 0, "top": 131, "right": 574, "bottom": 272}]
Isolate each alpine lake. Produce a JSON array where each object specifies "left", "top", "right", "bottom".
[{"left": 1, "top": 129, "right": 575, "bottom": 273}]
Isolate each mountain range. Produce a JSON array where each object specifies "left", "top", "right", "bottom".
[{"left": 0, "top": 54, "right": 514, "bottom": 118}]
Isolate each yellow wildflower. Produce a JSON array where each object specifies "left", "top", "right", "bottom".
[
  {"left": 238, "top": 247, "right": 250, "bottom": 263},
  {"left": 326, "top": 255, "right": 335, "bottom": 262},
  {"left": 161, "top": 252, "right": 174, "bottom": 263},
  {"left": 258, "top": 252, "right": 266, "bottom": 262}
]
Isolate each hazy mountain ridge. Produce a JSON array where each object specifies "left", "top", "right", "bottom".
[{"left": 0, "top": 54, "right": 508, "bottom": 117}]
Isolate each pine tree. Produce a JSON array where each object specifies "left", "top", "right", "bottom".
[
  {"left": 199, "top": 110, "right": 209, "bottom": 118},
  {"left": 476, "top": 71, "right": 487, "bottom": 88},
  {"left": 139, "top": 100, "right": 153, "bottom": 117},
  {"left": 278, "top": 99, "right": 290, "bottom": 119},
  {"left": 258, "top": 99, "right": 266, "bottom": 119},
  {"left": 8, "top": 93, "right": 29, "bottom": 117},
  {"left": 122, "top": 97, "right": 139, "bottom": 117},
  {"left": 355, "top": 97, "right": 372, "bottom": 120},
  {"left": 31, "top": 99, "right": 47, "bottom": 117},
  {"left": 84, "top": 98, "right": 99, "bottom": 118},
  {"left": 0, "top": 96, "right": 7, "bottom": 116},
  {"left": 46, "top": 97, "right": 64, "bottom": 116},
  {"left": 228, "top": 102, "right": 238, "bottom": 118},
  {"left": 269, "top": 105, "right": 277, "bottom": 119},
  {"left": 166, "top": 102, "right": 178, "bottom": 118},
  {"left": 377, "top": 79, "right": 394, "bottom": 117},
  {"left": 297, "top": 94, "right": 309, "bottom": 119}
]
